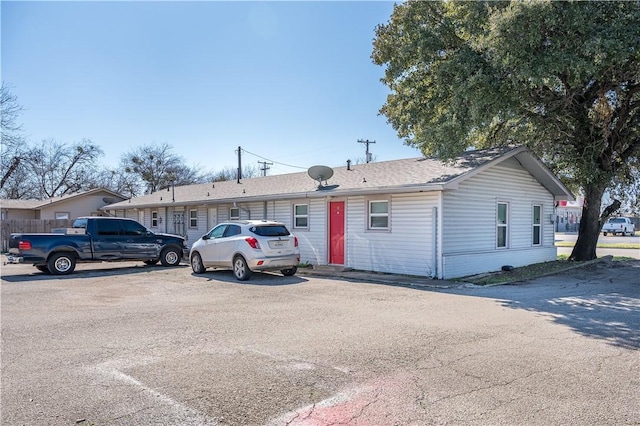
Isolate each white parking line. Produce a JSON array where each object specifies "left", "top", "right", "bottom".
[
  {"left": 265, "top": 386, "right": 371, "bottom": 426},
  {"left": 93, "top": 362, "right": 218, "bottom": 425}
]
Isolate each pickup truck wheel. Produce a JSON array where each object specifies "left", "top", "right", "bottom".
[
  {"left": 281, "top": 266, "right": 297, "bottom": 277},
  {"left": 48, "top": 252, "right": 76, "bottom": 275},
  {"left": 233, "top": 256, "right": 252, "bottom": 281},
  {"left": 603, "top": 232, "right": 608, "bottom": 236},
  {"left": 191, "top": 252, "right": 206, "bottom": 274},
  {"left": 160, "top": 247, "right": 181, "bottom": 267}
]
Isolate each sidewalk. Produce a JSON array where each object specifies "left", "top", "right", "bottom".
[
  {"left": 296, "top": 266, "right": 460, "bottom": 289},
  {"left": 296, "top": 255, "right": 620, "bottom": 289}
]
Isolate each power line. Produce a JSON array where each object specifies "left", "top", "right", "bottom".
[{"left": 240, "top": 148, "right": 308, "bottom": 170}]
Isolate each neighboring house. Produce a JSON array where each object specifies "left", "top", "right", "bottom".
[
  {"left": 103, "top": 146, "right": 574, "bottom": 279},
  {"left": 0, "top": 188, "right": 127, "bottom": 220}
]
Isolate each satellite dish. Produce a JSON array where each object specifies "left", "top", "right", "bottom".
[{"left": 308, "top": 165, "right": 334, "bottom": 188}]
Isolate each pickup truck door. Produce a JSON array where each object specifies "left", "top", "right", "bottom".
[
  {"left": 120, "top": 220, "right": 158, "bottom": 259},
  {"left": 91, "top": 219, "right": 126, "bottom": 261}
]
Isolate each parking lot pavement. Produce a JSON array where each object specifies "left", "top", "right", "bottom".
[{"left": 1, "top": 260, "right": 639, "bottom": 425}]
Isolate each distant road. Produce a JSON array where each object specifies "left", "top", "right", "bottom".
[
  {"left": 555, "top": 232, "right": 640, "bottom": 259},
  {"left": 555, "top": 232, "right": 639, "bottom": 245},
  {"left": 557, "top": 246, "right": 640, "bottom": 259}
]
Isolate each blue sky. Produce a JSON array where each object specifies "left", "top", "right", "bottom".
[{"left": 1, "top": 1, "right": 420, "bottom": 175}]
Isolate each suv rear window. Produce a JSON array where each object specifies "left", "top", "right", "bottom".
[
  {"left": 610, "top": 218, "right": 626, "bottom": 223},
  {"left": 250, "top": 225, "right": 290, "bottom": 237}
]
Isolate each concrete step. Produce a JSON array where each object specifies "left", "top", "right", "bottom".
[{"left": 312, "top": 264, "right": 352, "bottom": 272}]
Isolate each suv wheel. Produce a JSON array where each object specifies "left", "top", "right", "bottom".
[
  {"left": 281, "top": 266, "right": 297, "bottom": 277},
  {"left": 233, "top": 256, "right": 252, "bottom": 281},
  {"left": 191, "top": 252, "right": 206, "bottom": 274}
]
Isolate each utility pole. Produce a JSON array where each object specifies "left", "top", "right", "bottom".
[
  {"left": 236, "top": 146, "right": 242, "bottom": 183},
  {"left": 357, "top": 139, "right": 376, "bottom": 163},
  {"left": 258, "top": 161, "right": 273, "bottom": 177}
]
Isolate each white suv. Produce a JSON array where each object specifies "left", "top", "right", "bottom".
[{"left": 189, "top": 220, "right": 300, "bottom": 280}]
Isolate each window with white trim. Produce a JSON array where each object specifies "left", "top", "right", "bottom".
[
  {"left": 230, "top": 207, "right": 240, "bottom": 220},
  {"left": 189, "top": 209, "right": 198, "bottom": 228},
  {"left": 55, "top": 212, "right": 70, "bottom": 220},
  {"left": 151, "top": 211, "right": 158, "bottom": 227},
  {"left": 368, "top": 200, "right": 389, "bottom": 229},
  {"left": 497, "top": 202, "right": 509, "bottom": 248},
  {"left": 532, "top": 204, "right": 542, "bottom": 246},
  {"left": 293, "top": 204, "right": 309, "bottom": 228}
]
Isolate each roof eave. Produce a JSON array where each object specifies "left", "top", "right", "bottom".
[{"left": 101, "top": 184, "right": 450, "bottom": 210}]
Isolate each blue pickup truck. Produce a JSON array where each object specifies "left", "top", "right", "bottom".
[{"left": 10, "top": 216, "right": 189, "bottom": 275}]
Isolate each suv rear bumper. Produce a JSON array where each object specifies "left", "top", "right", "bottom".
[{"left": 248, "top": 255, "right": 299, "bottom": 271}]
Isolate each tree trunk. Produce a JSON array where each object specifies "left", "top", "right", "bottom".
[{"left": 569, "top": 183, "right": 612, "bottom": 261}]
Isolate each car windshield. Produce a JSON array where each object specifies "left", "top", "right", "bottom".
[{"left": 250, "top": 225, "right": 290, "bottom": 237}]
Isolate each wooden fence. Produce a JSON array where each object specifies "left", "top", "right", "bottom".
[{"left": 0, "top": 219, "right": 73, "bottom": 252}]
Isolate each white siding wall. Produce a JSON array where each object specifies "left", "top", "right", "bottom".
[
  {"left": 140, "top": 208, "right": 150, "bottom": 228},
  {"left": 441, "top": 159, "right": 556, "bottom": 279},
  {"left": 218, "top": 205, "right": 230, "bottom": 222},
  {"left": 296, "top": 198, "right": 328, "bottom": 265},
  {"left": 347, "top": 193, "right": 438, "bottom": 277},
  {"left": 270, "top": 198, "right": 327, "bottom": 265},
  {"left": 272, "top": 200, "right": 293, "bottom": 225},
  {"left": 184, "top": 207, "right": 207, "bottom": 247}
]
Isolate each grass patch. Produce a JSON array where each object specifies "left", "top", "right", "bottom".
[
  {"left": 555, "top": 242, "right": 640, "bottom": 249},
  {"left": 458, "top": 259, "right": 590, "bottom": 286}
]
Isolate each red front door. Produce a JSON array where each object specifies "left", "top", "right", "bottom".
[{"left": 329, "top": 201, "right": 345, "bottom": 265}]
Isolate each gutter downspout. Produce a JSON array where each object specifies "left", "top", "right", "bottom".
[
  {"left": 437, "top": 191, "right": 444, "bottom": 279},
  {"left": 234, "top": 202, "right": 251, "bottom": 219},
  {"left": 431, "top": 206, "right": 438, "bottom": 279}
]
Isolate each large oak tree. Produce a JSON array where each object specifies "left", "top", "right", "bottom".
[{"left": 372, "top": 0, "right": 640, "bottom": 261}]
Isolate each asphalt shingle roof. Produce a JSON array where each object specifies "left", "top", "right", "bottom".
[
  {"left": 0, "top": 199, "right": 43, "bottom": 210},
  {"left": 0, "top": 188, "right": 126, "bottom": 210},
  {"left": 109, "top": 146, "right": 522, "bottom": 209}
]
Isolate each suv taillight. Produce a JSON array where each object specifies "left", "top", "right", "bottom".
[
  {"left": 245, "top": 237, "right": 261, "bottom": 249},
  {"left": 18, "top": 241, "right": 32, "bottom": 250},
  {"left": 294, "top": 236, "right": 299, "bottom": 247}
]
